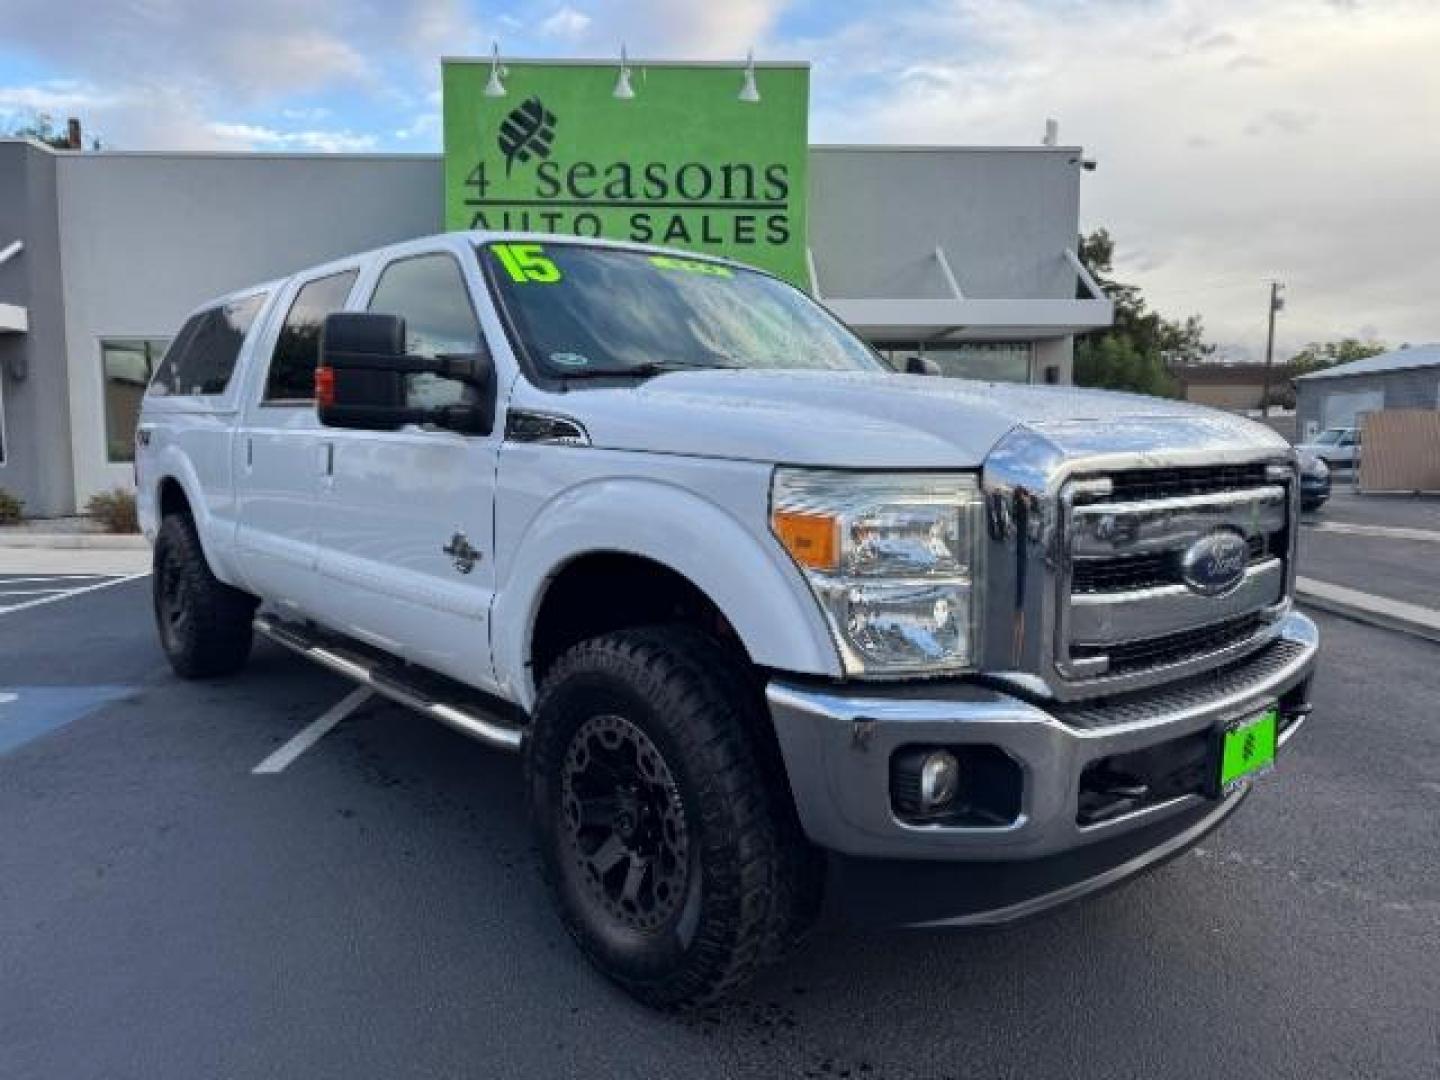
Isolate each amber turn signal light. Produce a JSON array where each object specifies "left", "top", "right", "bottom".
[{"left": 772, "top": 510, "right": 839, "bottom": 572}]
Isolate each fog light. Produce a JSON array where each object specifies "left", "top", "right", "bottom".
[
  {"left": 920, "top": 750, "right": 960, "bottom": 809},
  {"left": 891, "top": 745, "right": 1022, "bottom": 826}
]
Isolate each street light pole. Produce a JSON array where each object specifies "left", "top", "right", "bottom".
[{"left": 1261, "top": 280, "right": 1285, "bottom": 417}]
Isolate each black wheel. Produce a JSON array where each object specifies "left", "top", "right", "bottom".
[
  {"left": 525, "top": 626, "right": 799, "bottom": 1009},
  {"left": 153, "top": 513, "right": 258, "bottom": 679}
]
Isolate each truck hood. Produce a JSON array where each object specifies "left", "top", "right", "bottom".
[{"left": 511, "top": 369, "right": 1252, "bottom": 468}]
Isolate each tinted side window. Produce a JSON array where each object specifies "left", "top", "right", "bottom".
[
  {"left": 151, "top": 294, "right": 267, "bottom": 397},
  {"left": 367, "top": 254, "right": 482, "bottom": 410},
  {"left": 264, "top": 270, "right": 359, "bottom": 402},
  {"left": 147, "top": 314, "right": 204, "bottom": 397}
]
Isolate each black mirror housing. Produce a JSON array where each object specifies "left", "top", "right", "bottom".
[
  {"left": 318, "top": 312, "right": 496, "bottom": 435},
  {"left": 904, "top": 355, "right": 942, "bottom": 377}
]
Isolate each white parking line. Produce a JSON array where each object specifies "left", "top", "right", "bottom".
[
  {"left": 0, "top": 575, "right": 112, "bottom": 584},
  {"left": 252, "top": 687, "right": 374, "bottom": 775},
  {"left": 0, "top": 588, "right": 75, "bottom": 596},
  {"left": 1308, "top": 521, "right": 1440, "bottom": 544},
  {"left": 0, "top": 573, "right": 148, "bottom": 616}
]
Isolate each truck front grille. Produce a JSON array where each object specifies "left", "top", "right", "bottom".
[
  {"left": 1070, "top": 613, "right": 1267, "bottom": 676},
  {"left": 1056, "top": 462, "right": 1294, "bottom": 687},
  {"left": 1071, "top": 534, "right": 1268, "bottom": 595},
  {"left": 1101, "top": 463, "right": 1272, "bottom": 502}
]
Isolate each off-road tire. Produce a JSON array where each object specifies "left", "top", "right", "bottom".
[
  {"left": 701, "top": 638, "right": 827, "bottom": 955},
  {"left": 153, "top": 513, "right": 257, "bottom": 679},
  {"left": 525, "top": 626, "right": 801, "bottom": 1010}
]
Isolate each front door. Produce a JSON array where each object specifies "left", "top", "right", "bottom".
[{"left": 313, "top": 248, "right": 501, "bottom": 693}]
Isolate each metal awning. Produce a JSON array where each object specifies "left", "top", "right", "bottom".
[
  {"left": 0, "top": 240, "right": 26, "bottom": 333},
  {"left": 812, "top": 246, "right": 1113, "bottom": 342}
]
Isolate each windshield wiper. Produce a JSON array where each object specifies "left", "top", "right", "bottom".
[{"left": 554, "top": 359, "right": 743, "bottom": 380}]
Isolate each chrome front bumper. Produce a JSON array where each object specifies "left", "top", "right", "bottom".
[{"left": 768, "top": 610, "right": 1318, "bottom": 862}]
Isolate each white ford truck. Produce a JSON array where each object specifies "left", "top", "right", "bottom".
[{"left": 137, "top": 232, "right": 1318, "bottom": 1008}]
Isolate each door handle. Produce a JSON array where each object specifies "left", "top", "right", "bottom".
[{"left": 324, "top": 442, "right": 334, "bottom": 476}]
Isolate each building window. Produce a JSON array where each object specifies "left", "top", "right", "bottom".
[
  {"left": 880, "top": 342, "right": 1034, "bottom": 383},
  {"left": 102, "top": 339, "right": 169, "bottom": 463}
]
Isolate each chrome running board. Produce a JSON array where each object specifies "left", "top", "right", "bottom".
[{"left": 254, "top": 614, "right": 524, "bottom": 753}]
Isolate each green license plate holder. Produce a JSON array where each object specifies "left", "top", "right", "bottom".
[{"left": 1211, "top": 706, "right": 1278, "bottom": 796}]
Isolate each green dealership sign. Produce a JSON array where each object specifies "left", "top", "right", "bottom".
[{"left": 443, "top": 60, "right": 811, "bottom": 286}]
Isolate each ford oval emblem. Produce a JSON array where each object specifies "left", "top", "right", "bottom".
[{"left": 1180, "top": 530, "right": 1249, "bottom": 596}]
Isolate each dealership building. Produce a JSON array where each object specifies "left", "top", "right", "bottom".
[{"left": 0, "top": 66, "right": 1110, "bottom": 516}]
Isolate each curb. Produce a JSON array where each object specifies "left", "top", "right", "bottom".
[
  {"left": 0, "top": 532, "right": 149, "bottom": 550},
  {"left": 1296, "top": 576, "right": 1440, "bottom": 645}
]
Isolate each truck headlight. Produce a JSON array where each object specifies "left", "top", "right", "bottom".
[{"left": 771, "top": 469, "right": 983, "bottom": 675}]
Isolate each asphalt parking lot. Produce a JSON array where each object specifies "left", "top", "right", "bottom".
[
  {"left": 3, "top": 568, "right": 1439, "bottom": 1078},
  {"left": 1301, "top": 491, "right": 1440, "bottom": 610},
  {"left": 0, "top": 572, "right": 138, "bottom": 616}
]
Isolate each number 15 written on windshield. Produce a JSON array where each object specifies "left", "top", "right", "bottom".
[{"left": 493, "top": 243, "right": 562, "bottom": 284}]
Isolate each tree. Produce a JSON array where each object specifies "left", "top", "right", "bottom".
[
  {"left": 1288, "top": 337, "right": 1389, "bottom": 376},
  {"left": 1073, "top": 228, "right": 1214, "bottom": 397},
  {"left": 3, "top": 112, "right": 94, "bottom": 150}
]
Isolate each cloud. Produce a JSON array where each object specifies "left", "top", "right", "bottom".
[
  {"left": 3, "top": 1, "right": 363, "bottom": 100},
  {"left": 394, "top": 112, "right": 441, "bottom": 142},
  {"left": 542, "top": 0, "right": 784, "bottom": 56},
  {"left": 206, "top": 121, "right": 379, "bottom": 153},
  {"left": 538, "top": 6, "right": 593, "bottom": 41},
  {"left": 796, "top": 0, "right": 1440, "bottom": 358},
  {"left": 1243, "top": 108, "right": 1318, "bottom": 138},
  {"left": 281, "top": 106, "right": 335, "bottom": 123},
  {"left": 3, "top": 0, "right": 1436, "bottom": 359},
  {"left": 0, "top": 80, "right": 118, "bottom": 114},
  {"left": 0, "top": 0, "right": 482, "bottom": 147}
]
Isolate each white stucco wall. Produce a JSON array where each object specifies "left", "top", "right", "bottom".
[
  {"left": 808, "top": 146, "right": 1084, "bottom": 302},
  {"left": 54, "top": 151, "right": 445, "bottom": 507}
]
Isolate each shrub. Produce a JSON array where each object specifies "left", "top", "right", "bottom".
[
  {"left": 86, "top": 487, "right": 139, "bottom": 534},
  {"left": 0, "top": 487, "right": 22, "bottom": 525}
]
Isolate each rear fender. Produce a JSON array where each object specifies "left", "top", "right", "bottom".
[{"left": 146, "top": 449, "right": 245, "bottom": 588}]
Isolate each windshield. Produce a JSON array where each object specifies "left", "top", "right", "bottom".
[
  {"left": 480, "top": 242, "right": 885, "bottom": 379},
  {"left": 1313, "top": 429, "right": 1346, "bottom": 445}
]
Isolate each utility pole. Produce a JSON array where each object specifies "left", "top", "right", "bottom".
[{"left": 1261, "top": 280, "right": 1285, "bottom": 417}]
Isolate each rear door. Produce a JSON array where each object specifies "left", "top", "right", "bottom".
[
  {"left": 232, "top": 266, "right": 359, "bottom": 612},
  {"left": 312, "top": 245, "right": 501, "bottom": 690}
]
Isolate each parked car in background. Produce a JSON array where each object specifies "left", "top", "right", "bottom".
[
  {"left": 1298, "top": 450, "right": 1331, "bottom": 511},
  {"left": 1297, "top": 426, "right": 1359, "bottom": 469}
]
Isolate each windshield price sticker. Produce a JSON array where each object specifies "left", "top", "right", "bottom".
[
  {"left": 494, "top": 243, "right": 562, "bottom": 284},
  {"left": 648, "top": 255, "right": 734, "bottom": 278}
]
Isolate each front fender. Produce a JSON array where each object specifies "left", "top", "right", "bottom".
[{"left": 491, "top": 466, "right": 841, "bottom": 709}]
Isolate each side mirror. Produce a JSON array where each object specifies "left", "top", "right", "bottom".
[
  {"left": 317, "top": 312, "right": 495, "bottom": 434},
  {"left": 905, "top": 355, "right": 942, "bottom": 377}
]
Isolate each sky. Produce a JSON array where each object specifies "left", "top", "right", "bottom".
[{"left": 1, "top": 0, "right": 1437, "bottom": 361}]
